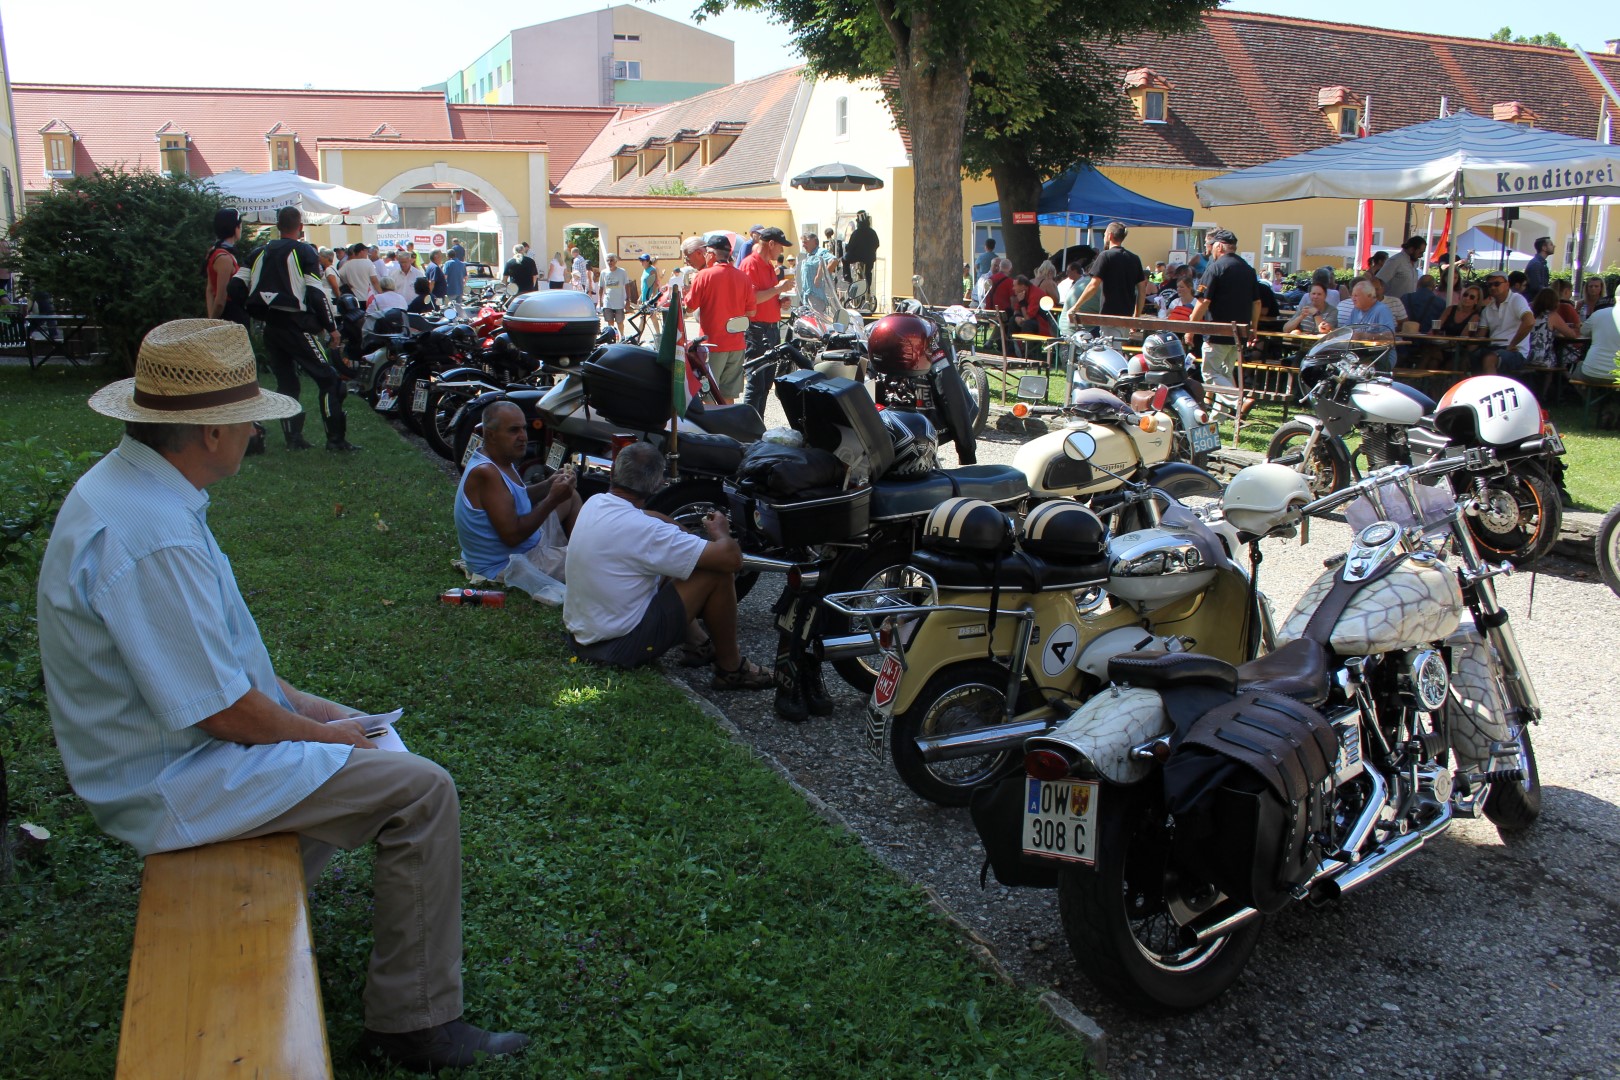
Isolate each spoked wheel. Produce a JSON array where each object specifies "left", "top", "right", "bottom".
[
  {"left": 829, "top": 542, "right": 921, "bottom": 694},
  {"left": 1266, "top": 420, "right": 1348, "bottom": 497},
  {"left": 1484, "top": 722, "right": 1542, "bottom": 835},
  {"left": 423, "top": 388, "right": 470, "bottom": 461},
  {"left": 1594, "top": 503, "right": 1620, "bottom": 598},
  {"left": 647, "top": 481, "right": 758, "bottom": 602},
  {"left": 1057, "top": 788, "right": 1262, "bottom": 1014},
  {"left": 1464, "top": 467, "right": 1560, "bottom": 566},
  {"left": 889, "top": 661, "right": 1024, "bottom": 807},
  {"left": 959, "top": 360, "right": 991, "bottom": 436}
]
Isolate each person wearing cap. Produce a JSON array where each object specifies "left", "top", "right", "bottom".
[
  {"left": 798, "top": 231, "right": 840, "bottom": 315},
  {"left": 740, "top": 227, "right": 794, "bottom": 412},
  {"left": 736, "top": 224, "right": 764, "bottom": 267},
  {"left": 232, "top": 206, "right": 357, "bottom": 451},
  {"left": 636, "top": 252, "right": 662, "bottom": 335},
  {"left": 684, "top": 234, "right": 756, "bottom": 401},
  {"left": 1190, "top": 227, "right": 1260, "bottom": 386},
  {"left": 35, "top": 320, "right": 530, "bottom": 1073},
  {"left": 204, "top": 208, "right": 247, "bottom": 325}
]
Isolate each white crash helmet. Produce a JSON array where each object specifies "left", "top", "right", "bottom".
[
  {"left": 1433, "top": 375, "right": 1543, "bottom": 448},
  {"left": 1222, "top": 463, "right": 1315, "bottom": 537}
]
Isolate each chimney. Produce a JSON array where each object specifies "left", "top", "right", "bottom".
[{"left": 1605, "top": 38, "right": 1620, "bottom": 54}]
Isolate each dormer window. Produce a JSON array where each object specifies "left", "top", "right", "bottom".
[
  {"left": 637, "top": 139, "right": 665, "bottom": 176},
  {"left": 156, "top": 128, "right": 189, "bottom": 177},
  {"left": 667, "top": 130, "right": 699, "bottom": 171},
  {"left": 43, "top": 132, "right": 73, "bottom": 177},
  {"left": 613, "top": 145, "right": 637, "bottom": 181},
  {"left": 269, "top": 136, "right": 295, "bottom": 171},
  {"left": 1123, "top": 68, "right": 1173, "bottom": 124},
  {"left": 1317, "top": 86, "right": 1361, "bottom": 138},
  {"left": 700, "top": 121, "right": 743, "bottom": 165},
  {"left": 1493, "top": 101, "right": 1539, "bottom": 128}
]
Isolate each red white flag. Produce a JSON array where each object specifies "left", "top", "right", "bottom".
[{"left": 1356, "top": 97, "right": 1375, "bottom": 272}]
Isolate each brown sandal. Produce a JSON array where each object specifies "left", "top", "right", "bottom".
[{"left": 711, "top": 656, "right": 775, "bottom": 691}]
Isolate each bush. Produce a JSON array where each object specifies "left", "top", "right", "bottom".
[{"left": 3, "top": 168, "right": 225, "bottom": 371}]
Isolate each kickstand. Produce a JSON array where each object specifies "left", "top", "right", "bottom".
[{"left": 1526, "top": 566, "right": 1536, "bottom": 620}]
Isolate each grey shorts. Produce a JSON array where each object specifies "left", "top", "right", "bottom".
[
  {"left": 603, "top": 307, "right": 623, "bottom": 320},
  {"left": 570, "top": 581, "right": 687, "bottom": 668}
]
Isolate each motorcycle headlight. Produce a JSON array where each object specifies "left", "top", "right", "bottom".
[{"left": 956, "top": 322, "right": 976, "bottom": 343}]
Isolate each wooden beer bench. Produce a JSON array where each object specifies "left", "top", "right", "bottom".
[{"left": 116, "top": 834, "right": 333, "bottom": 1079}]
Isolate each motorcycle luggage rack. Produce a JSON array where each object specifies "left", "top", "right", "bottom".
[{"left": 823, "top": 575, "right": 1038, "bottom": 685}]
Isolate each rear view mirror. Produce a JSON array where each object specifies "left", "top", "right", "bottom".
[
  {"left": 1039, "top": 295, "right": 1055, "bottom": 312},
  {"left": 1063, "top": 429, "right": 1097, "bottom": 461}
]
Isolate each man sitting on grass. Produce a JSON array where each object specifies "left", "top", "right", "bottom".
[
  {"left": 455, "top": 400, "right": 580, "bottom": 588},
  {"left": 563, "top": 442, "right": 772, "bottom": 688},
  {"left": 36, "top": 319, "right": 528, "bottom": 1073}
]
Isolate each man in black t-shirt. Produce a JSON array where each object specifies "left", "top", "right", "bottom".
[
  {"left": 1190, "top": 228, "right": 1259, "bottom": 385},
  {"left": 1071, "top": 221, "right": 1146, "bottom": 317},
  {"left": 502, "top": 244, "right": 540, "bottom": 294}
]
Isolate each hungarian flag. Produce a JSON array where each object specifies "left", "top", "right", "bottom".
[{"left": 658, "top": 284, "right": 701, "bottom": 419}]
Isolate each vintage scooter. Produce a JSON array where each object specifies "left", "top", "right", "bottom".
[{"left": 823, "top": 428, "right": 1267, "bottom": 806}]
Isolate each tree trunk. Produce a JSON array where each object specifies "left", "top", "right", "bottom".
[
  {"left": 896, "top": 52, "right": 972, "bottom": 305},
  {"left": 990, "top": 160, "right": 1045, "bottom": 276}
]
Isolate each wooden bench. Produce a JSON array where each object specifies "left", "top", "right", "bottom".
[
  {"left": 117, "top": 834, "right": 333, "bottom": 1079},
  {"left": 1568, "top": 375, "right": 1618, "bottom": 427}
]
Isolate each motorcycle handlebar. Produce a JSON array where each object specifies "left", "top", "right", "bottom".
[{"left": 1299, "top": 452, "right": 1481, "bottom": 519}]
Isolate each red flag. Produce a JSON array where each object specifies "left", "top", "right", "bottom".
[
  {"left": 1431, "top": 209, "right": 1453, "bottom": 259},
  {"left": 1355, "top": 97, "right": 1375, "bottom": 272}
]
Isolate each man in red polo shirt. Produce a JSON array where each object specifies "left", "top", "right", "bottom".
[
  {"left": 740, "top": 226, "right": 794, "bottom": 413},
  {"left": 684, "top": 233, "right": 755, "bottom": 403}
]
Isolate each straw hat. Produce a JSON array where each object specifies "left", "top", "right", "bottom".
[{"left": 88, "top": 319, "right": 302, "bottom": 424}]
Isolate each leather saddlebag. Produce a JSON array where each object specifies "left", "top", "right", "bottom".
[
  {"left": 968, "top": 773, "right": 1061, "bottom": 889},
  {"left": 1163, "top": 690, "right": 1338, "bottom": 913}
]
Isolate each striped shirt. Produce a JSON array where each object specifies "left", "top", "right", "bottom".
[{"left": 36, "top": 438, "right": 349, "bottom": 856}]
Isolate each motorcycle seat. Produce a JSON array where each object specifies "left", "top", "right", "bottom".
[
  {"left": 871, "top": 473, "right": 955, "bottom": 520},
  {"left": 949, "top": 464, "right": 1031, "bottom": 506},
  {"left": 687, "top": 400, "right": 767, "bottom": 441},
  {"left": 910, "top": 548, "right": 1109, "bottom": 593},
  {"left": 1107, "top": 651, "right": 1238, "bottom": 694},
  {"left": 678, "top": 431, "right": 745, "bottom": 476},
  {"left": 1236, "top": 638, "right": 1332, "bottom": 707}
]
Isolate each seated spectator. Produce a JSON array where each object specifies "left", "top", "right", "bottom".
[
  {"left": 455, "top": 401, "right": 580, "bottom": 586},
  {"left": 1402, "top": 275, "right": 1447, "bottom": 334},
  {"left": 1311, "top": 266, "right": 1342, "bottom": 308},
  {"left": 1157, "top": 276, "right": 1197, "bottom": 320},
  {"left": 1526, "top": 288, "right": 1584, "bottom": 371},
  {"left": 406, "top": 277, "right": 435, "bottom": 314},
  {"left": 1578, "top": 302, "right": 1620, "bottom": 383},
  {"left": 1284, "top": 282, "right": 1337, "bottom": 335},
  {"left": 563, "top": 443, "right": 772, "bottom": 688},
  {"left": 1436, "top": 283, "right": 1486, "bottom": 338},
  {"left": 1337, "top": 279, "right": 1396, "bottom": 334},
  {"left": 1372, "top": 276, "right": 1406, "bottom": 325},
  {"left": 1554, "top": 279, "right": 1581, "bottom": 334},
  {"left": 985, "top": 258, "right": 1016, "bottom": 312},
  {"left": 1480, "top": 272, "right": 1534, "bottom": 375},
  {"left": 1578, "top": 275, "right": 1613, "bottom": 321},
  {"left": 369, "top": 276, "right": 406, "bottom": 314},
  {"left": 1007, "top": 276, "right": 1047, "bottom": 336}
]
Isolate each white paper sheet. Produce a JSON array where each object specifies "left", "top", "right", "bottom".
[{"left": 351, "top": 708, "right": 407, "bottom": 753}]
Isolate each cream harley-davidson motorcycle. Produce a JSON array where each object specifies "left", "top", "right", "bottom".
[
  {"left": 969, "top": 452, "right": 1542, "bottom": 1014},
  {"left": 822, "top": 428, "right": 1269, "bottom": 806}
]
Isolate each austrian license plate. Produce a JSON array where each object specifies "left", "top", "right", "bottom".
[
  {"left": 411, "top": 382, "right": 429, "bottom": 413},
  {"left": 547, "top": 440, "right": 566, "bottom": 469},
  {"left": 864, "top": 653, "right": 903, "bottom": 761},
  {"left": 460, "top": 433, "right": 483, "bottom": 468},
  {"left": 1188, "top": 422, "right": 1221, "bottom": 454},
  {"left": 376, "top": 390, "right": 396, "bottom": 412},
  {"left": 384, "top": 366, "right": 404, "bottom": 389},
  {"left": 1022, "top": 778, "right": 1100, "bottom": 864}
]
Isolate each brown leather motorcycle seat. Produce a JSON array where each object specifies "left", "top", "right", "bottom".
[
  {"left": 1107, "top": 651, "right": 1239, "bottom": 694},
  {"left": 1235, "top": 638, "right": 1332, "bottom": 707}
]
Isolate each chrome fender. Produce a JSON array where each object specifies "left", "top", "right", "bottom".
[{"left": 1027, "top": 686, "right": 1170, "bottom": 784}]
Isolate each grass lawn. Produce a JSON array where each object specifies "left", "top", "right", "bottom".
[{"left": 0, "top": 364, "right": 1086, "bottom": 1078}]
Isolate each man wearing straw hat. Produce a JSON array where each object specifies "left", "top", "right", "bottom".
[{"left": 35, "top": 320, "right": 530, "bottom": 1073}]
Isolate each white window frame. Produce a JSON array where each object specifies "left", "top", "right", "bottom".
[
  {"left": 158, "top": 135, "right": 188, "bottom": 178},
  {"left": 1344, "top": 226, "right": 1385, "bottom": 248},
  {"left": 613, "top": 60, "right": 642, "bottom": 81},
  {"left": 1174, "top": 225, "right": 1213, "bottom": 257},
  {"left": 834, "top": 96, "right": 848, "bottom": 140},
  {"left": 1143, "top": 91, "right": 1166, "bottom": 123},
  {"left": 1260, "top": 225, "right": 1303, "bottom": 275}
]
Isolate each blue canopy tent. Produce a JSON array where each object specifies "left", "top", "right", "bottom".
[{"left": 970, "top": 166, "right": 1196, "bottom": 228}]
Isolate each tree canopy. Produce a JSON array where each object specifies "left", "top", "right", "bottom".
[{"left": 1489, "top": 26, "right": 1570, "bottom": 48}]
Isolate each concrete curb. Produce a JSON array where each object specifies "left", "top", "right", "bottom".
[{"left": 666, "top": 676, "right": 1109, "bottom": 1064}]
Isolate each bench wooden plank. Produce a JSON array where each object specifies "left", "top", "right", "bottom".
[{"left": 116, "top": 834, "right": 332, "bottom": 1079}]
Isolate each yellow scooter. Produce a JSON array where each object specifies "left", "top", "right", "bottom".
[{"left": 825, "top": 430, "right": 1273, "bottom": 807}]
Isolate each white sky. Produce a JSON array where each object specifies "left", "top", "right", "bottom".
[{"left": 2, "top": 0, "right": 1610, "bottom": 91}]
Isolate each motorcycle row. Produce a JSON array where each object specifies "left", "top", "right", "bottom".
[{"left": 360, "top": 290, "right": 1551, "bottom": 1017}]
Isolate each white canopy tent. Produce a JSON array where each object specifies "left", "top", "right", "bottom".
[
  {"left": 205, "top": 170, "right": 399, "bottom": 225},
  {"left": 1195, "top": 111, "right": 1620, "bottom": 290}
]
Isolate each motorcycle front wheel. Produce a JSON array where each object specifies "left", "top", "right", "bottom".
[
  {"left": 422, "top": 387, "right": 470, "bottom": 461},
  {"left": 959, "top": 360, "right": 991, "bottom": 437},
  {"left": 1057, "top": 787, "right": 1263, "bottom": 1015},
  {"left": 889, "top": 661, "right": 1025, "bottom": 807},
  {"left": 1484, "top": 722, "right": 1542, "bottom": 835},
  {"left": 1594, "top": 502, "right": 1620, "bottom": 598},
  {"left": 1466, "top": 466, "right": 1560, "bottom": 566},
  {"left": 1266, "top": 420, "right": 1348, "bottom": 497}
]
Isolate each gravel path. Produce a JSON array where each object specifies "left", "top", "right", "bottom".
[{"left": 656, "top": 400, "right": 1620, "bottom": 1079}]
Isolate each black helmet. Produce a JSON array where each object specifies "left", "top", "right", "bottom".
[
  {"left": 922, "top": 498, "right": 1014, "bottom": 555},
  {"left": 1020, "top": 501, "right": 1106, "bottom": 561},
  {"left": 880, "top": 409, "right": 939, "bottom": 477},
  {"left": 1141, "top": 331, "right": 1186, "bottom": 371}
]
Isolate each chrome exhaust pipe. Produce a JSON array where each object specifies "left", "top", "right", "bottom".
[
  {"left": 1188, "top": 903, "right": 1264, "bottom": 946},
  {"left": 813, "top": 633, "right": 878, "bottom": 662},
  {"left": 917, "top": 718, "right": 1056, "bottom": 762},
  {"left": 739, "top": 553, "right": 804, "bottom": 575},
  {"left": 1309, "top": 806, "right": 1452, "bottom": 903},
  {"left": 1331, "top": 767, "right": 1387, "bottom": 863}
]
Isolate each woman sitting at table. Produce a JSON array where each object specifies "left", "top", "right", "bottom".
[
  {"left": 1578, "top": 276, "right": 1613, "bottom": 322},
  {"left": 1157, "top": 276, "right": 1197, "bottom": 320},
  {"left": 1031, "top": 261, "right": 1063, "bottom": 309},
  {"left": 1435, "top": 285, "right": 1486, "bottom": 338},
  {"left": 1006, "top": 276, "right": 1048, "bottom": 353},
  {"left": 1284, "top": 282, "right": 1337, "bottom": 335},
  {"left": 1527, "top": 288, "right": 1584, "bottom": 372}
]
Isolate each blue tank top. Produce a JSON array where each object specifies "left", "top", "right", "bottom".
[{"left": 454, "top": 451, "right": 540, "bottom": 577}]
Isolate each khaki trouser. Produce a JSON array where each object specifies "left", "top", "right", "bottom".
[
  {"left": 706, "top": 349, "right": 746, "bottom": 402},
  {"left": 241, "top": 750, "right": 463, "bottom": 1034}
]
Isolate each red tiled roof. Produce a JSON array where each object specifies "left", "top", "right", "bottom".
[
  {"left": 1102, "top": 11, "right": 1620, "bottom": 171},
  {"left": 447, "top": 103, "right": 618, "bottom": 177},
  {"left": 551, "top": 194, "right": 790, "bottom": 209},
  {"left": 11, "top": 84, "right": 454, "bottom": 182}
]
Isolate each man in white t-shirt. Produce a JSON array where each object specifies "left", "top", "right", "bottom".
[
  {"left": 598, "top": 253, "right": 630, "bottom": 335},
  {"left": 1578, "top": 304, "right": 1620, "bottom": 383},
  {"left": 393, "top": 251, "right": 423, "bottom": 303},
  {"left": 1480, "top": 271, "right": 1534, "bottom": 375},
  {"left": 563, "top": 444, "right": 772, "bottom": 689},
  {"left": 337, "top": 242, "right": 380, "bottom": 302}
]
